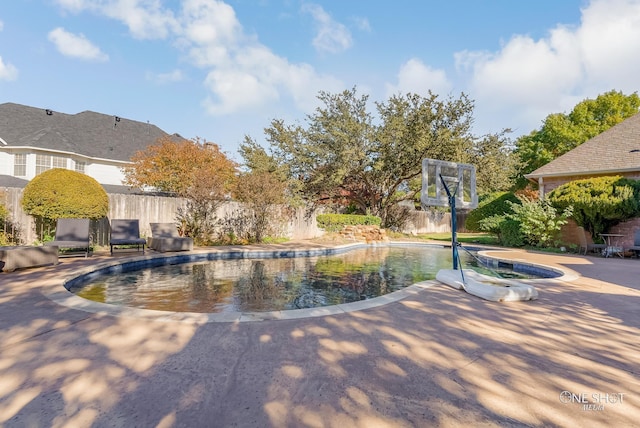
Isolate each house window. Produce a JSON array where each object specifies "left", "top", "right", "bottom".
[
  {"left": 35, "top": 154, "right": 51, "bottom": 175},
  {"left": 35, "top": 154, "right": 68, "bottom": 175},
  {"left": 75, "top": 161, "right": 86, "bottom": 173},
  {"left": 52, "top": 156, "right": 66, "bottom": 169},
  {"left": 14, "top": 153, "right": 27, "bottom": 177}
]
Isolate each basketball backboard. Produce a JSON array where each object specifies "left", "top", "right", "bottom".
[{"left": 421, "top": 158, "right": 478, "bottom": 210}]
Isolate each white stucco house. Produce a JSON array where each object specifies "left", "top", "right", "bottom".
[{"left": 0, "top": 102, "right": 183, "bottom": 193}]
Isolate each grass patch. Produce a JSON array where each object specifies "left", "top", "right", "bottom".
[{"left": 386, "top": 231, "right": 500, "bottom": 246}]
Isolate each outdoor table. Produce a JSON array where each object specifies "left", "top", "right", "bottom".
[{"left": 599, "top": 233, "right": 625, "bottom": 258}]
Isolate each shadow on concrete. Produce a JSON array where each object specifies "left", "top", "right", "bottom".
[{"left": 0, "top": 250, "right": 639, "bottom": 427}]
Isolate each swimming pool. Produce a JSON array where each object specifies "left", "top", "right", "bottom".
[{"left": 67, "top": 244, "right": 548, "bottom": 313}]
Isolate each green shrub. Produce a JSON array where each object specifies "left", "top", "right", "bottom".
[
  {"left": 21, "top": 169, "right": 109, "bottom": 220},
  {"left": 500, "top": 219, "right": 525, "bottom": 247},
  {"left": 478, "top": 215, "right": 525, "bottom": 247},
  {"left": 464, "top": 192, "right": 520, "bottom": 232},
  {"left": 548, "top": 176, "right": 640, "bottom": 237},
  {"left": 507, "top": 197, "right": 572, "bottom": 247},
  {"left": 316, "top": 213, "right": 381, "bottom": 232}
]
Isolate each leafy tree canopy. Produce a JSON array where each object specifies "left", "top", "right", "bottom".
[
  {"left": 21, "top": 168, "right": 109, "bottom": 220},
  {"left": 234, "top": 171, "right": 289, "bottom": 243},
  {"left": 123, "top": 136, "right": 237, "bottom": 196},
  {"left": 469, "top": 131, "right": 521, "bottom": 196},
  {"left": 515, "top": 90, "right": 640, "bottom": 185},
  {"left": 254, "top": 87, "right": 485, "bottom": 227}
]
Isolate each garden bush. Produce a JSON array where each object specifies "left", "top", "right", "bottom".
[
  {"left": 465, "top": 192, "right": 520, "bottom": 232},
  {"left": 500, "top": 219, "right": 525, "bottom": 247},
  {"left": 507, "top": 197, "right": 572, "bottom": 247},
  {"left": 316, "top": 213, "right": 381, "bottom": 232},
  {"left": 22, "top": 168, "right": 109, "bottom": 220},
  {"left": 548, "top": 176, "right": 640, "bottom": 238}
]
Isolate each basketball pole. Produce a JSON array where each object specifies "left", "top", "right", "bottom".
[{"left": 439, "top": 174, "right": 460, "bottom": 270}]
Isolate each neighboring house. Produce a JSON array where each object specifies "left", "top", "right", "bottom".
[
  {"left": 525, "top": 111, "right": 640, "bottom": 197},
  {"left": 526, "top": 111, "right": 640, "bottom": 249},
  {"left": 0, "top": 102, "right": 183, "bottom": 190}
]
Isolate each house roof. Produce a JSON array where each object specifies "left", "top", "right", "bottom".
[
  {"left": 0, "top": 102, "right": 184, "bottom": 162},
  {"left": 525, "top": 111, "right": 640, "bottom": 180}
]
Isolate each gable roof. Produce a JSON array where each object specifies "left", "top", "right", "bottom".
[
  {"left": 0, "top": 102, "right": 184, "bottom": 162},
  {"left": 525, "top": 111, "right": 640, "bottom": 180}
]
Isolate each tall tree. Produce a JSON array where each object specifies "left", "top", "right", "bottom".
[
  {"left": 262, "top": 87, "right": 476, "bottom": 227},
  {"left": 123, "top": 137, "right": 237, "bottom": 244},
  {"left": 515, "top": 90, "right": 640, "bottom": 185},
  {"left": 123, "top": 136, "right": 237, "bottom": 196},
  {"left": 470, "top": 132, "right": 521, "bottom": 195},
  {"left": 234, "top": 171, "right": 289, "bottom": 243}
]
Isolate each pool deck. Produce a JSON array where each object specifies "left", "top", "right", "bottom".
[{"left": 0, "top": 242, "right": 638, "bottom": 427}]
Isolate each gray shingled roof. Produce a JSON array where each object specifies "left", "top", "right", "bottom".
[
  {"left": 526, "top": 111, "right": 640, "bottom": 179},
  {"left": 0, "top": 102, "right": 183, "bottom": 162},
  {"left": 0, "top": 174, "right": 163, "bottom": 195}
]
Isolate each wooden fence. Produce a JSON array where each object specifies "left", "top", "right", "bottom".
[{"left": 1, "top": 187, "right": 454, "bottom": 246}]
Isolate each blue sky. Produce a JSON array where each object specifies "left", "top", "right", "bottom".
[{"left": 2, "top": 0, "right": 640, "bottom": 160}]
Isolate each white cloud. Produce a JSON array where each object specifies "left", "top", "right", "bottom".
[
  {"left": 353, "top": 17, "right": 371, "bottom": 33},
  {"left": 178, "top": 1, "right": 343, "bottom": 115},
  {"left": 302, "top": 3, "right": 352, "bottom": 54},
  {"left": 146, "top": 69, "right": 184, "bottom": 84},
  {"left": 577, "top": 0, "right": 640, "bottom": 91},
  {"left": 48, "top": 27, "right": 109, "bottom": 62},
  {"left": 454, "top": 0, "right": 640, "bottom": 135},
  {"left": 53, "top": 0, "right": 343, "bottom": 116},
  {"left": 55, "top": 0, "right": 177, "bottom": 39},
  {"left": 0, "top": 56, "right": 18, "bottom": 81},
  {"left": 0, "top": 19, "right": 18, "bottom": 80},
  {"left": 179, "top": 0, "right": 243, "bottom": 67},
  {"left": 386, "top": 58, "right": 453, "bottom": 98}
]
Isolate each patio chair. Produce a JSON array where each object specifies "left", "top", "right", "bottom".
[
  {"left": 45, "top": 218, "right": 92, "bottom": 258},
  {"left": 109, "top": 219, "right": 146, "bottom": 255},
  {"left": 577, "top": 226, "right": 606, "bottom": 255},
  {"left": 148, "top": 223, "right": 194, "bottom": 252},
  {"left": 625, "top": 229, "right": 640, "bottom": 258}
]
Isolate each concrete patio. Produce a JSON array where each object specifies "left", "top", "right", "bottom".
[{"left": 0, "top": 243, "right": 638, "bottom": 427}]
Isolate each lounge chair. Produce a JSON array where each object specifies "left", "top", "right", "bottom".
[
  {"left": 147, "top": 223, "right": 194, "bottom": 252},
  {"left": 45, "top": 218, "right": 92, "bottom": 257},
  {"left": 577, "top": 226, "right": 606, "bottom": 255},
  {"left": 625, "top": 230, "right": 640, "bottom": 258},
  {"left": 109, "top": 219, "right": 146, "bottom": 255}
]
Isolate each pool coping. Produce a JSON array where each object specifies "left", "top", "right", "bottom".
[{"left": 42, "top": 242, "right": 571, "bottom": 323}]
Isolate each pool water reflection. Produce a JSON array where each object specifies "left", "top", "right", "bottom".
[{"left": 69, "top": 246, "right": 532, "bottom": 313}]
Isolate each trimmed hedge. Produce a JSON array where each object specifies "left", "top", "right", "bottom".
[
  {"left": 548, "top": 175, "right": 640, "bottom": 237},
  {"left": 465, "top": 192, "right": 520, "bottom": 232},
  {"left": 21, "top": 168, "right": 109, "bottom": 220},
  {"left": 316, "top": 213, "right": 381, "bottom": 232}
]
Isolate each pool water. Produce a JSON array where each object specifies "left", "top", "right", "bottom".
[{"left": 69, "top": 246, "right": 534, "bottom": 313}]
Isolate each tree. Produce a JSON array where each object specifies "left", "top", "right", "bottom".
[
  {"left": 123, "top": 137, "right": 237, "bottom": 244},
  {"left": 22, "top": 169, "right": 109, "bottom": 220},
  {"left": 515, "top": 90, "right": 640, "bottom": 185},
  {"left": 238, "top": 136, "right": 303, "bottom": 206},
  {"left": 234, "top": 171, "right": 289, "bottom": 243},
  {"left": 123, "top": 136, "right": 237, "bottom": 195},
  {"left": 262, "top": 88, "right": 477, "bottom": 228},
  {"left": 470, "top": 131, "right": 521, "bottom": 195}
]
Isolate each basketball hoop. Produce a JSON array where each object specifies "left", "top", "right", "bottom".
[
  {"left": 421, "top": 159, "right": 477, "bottom": 210},
  {"left": 421, "top": 159, "right": 478, "bottom": 270}
]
